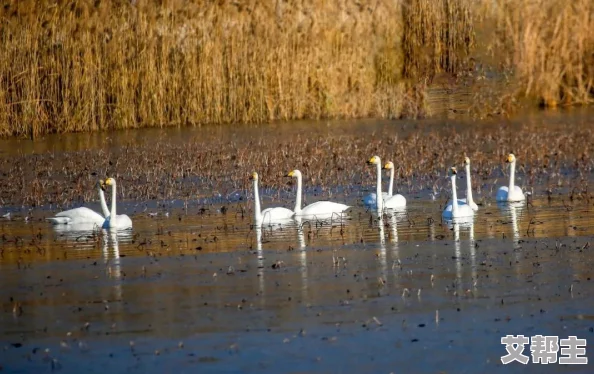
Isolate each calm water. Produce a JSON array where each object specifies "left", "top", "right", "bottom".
[{"left": 2, "top": 114, "right": 594, "bottom": 373}]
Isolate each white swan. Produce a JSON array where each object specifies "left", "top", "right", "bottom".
[
  {"left": 366, "top": 156, "right": 406, "bottom": 211},
  {"left": 101, "top": 178, "right": 133, "bottom": 230},
  {"left": 362, "top": 161, "right": 393, "bottom": 206},
  {"left": 287, "top": 169, "right": 350, "bottom": 217},
  {"left": 496, "top": 153, "right": 525, "bottom": 202},
  {"left": 47, "top": 180, "right": 109, "bottom": 226},
  {"left": 445, "top": 157, "right": 478, "bottom": 212},
  {"left": 443, "top": 167, "right": 474, "bottom": 220},
  {"left": 250, "top": 172, "right": 293, "bottom": 226}
]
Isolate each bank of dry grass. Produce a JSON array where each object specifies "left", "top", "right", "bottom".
[
  {"left": 0, "top": 1, "right": 592, "bottom": 137},
  {"left": 490, "top": 0, "right": 594, "bottom": 108}
]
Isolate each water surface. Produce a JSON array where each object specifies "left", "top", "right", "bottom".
[{"left": 2, "top": 114, "right": 594, "bottom": 373}]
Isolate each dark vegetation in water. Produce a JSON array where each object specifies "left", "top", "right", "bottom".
[
  {"left": 1, "top": 120, "right": 593, "bottom": 208},
  {"left": 0, "top": 0, "right": 592, "bottom": 137}
]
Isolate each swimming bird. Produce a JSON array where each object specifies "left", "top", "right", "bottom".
[
  {"left": 250, "top": 172, "right": 293, "bottom": 226},
  {"left": 287, "top": 169, "right": 350, "bottom": 218},
  {"left": 362, "top": 161, "right": 394, "bottom": 206},
  {"left": 366, "top": 156, "right": 406, "bottom": 211},
  {"left": 443, "top": 167, "right": 474, "bottom": 220},
  {"left": 496, "top": 153, "right": 525, "bottom": 202},
  {"left": 46, "top": 180, "right": 109, "bottom": 226},
  {"left": 101, "top": 178, "right": 133, "bottom": 230},
  {"left": 445, "top": 157, "right": 478, "bottom": 212}
]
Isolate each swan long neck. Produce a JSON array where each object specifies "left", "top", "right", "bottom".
[
  {"left": 294, "top": 173, "right": 302, "bottom": 213},
  {"left": 388, "top": 168, "right": 394, "bottom": 196},
  {"left": 376, "top": 162, "right": 383, "bottom": 211},
  {"left": 509, "top": 160, "right": 516, "bottom": 194},
  {"left": 110, "top": 181, "right": 117, "bottom": 227},
  {"left": 451, "top": 175, "right": 458, "bottom": 216},
  {"left": 253, "top": 178, "right": 262, "bottom": 222},
  {"left": 465, "top": 164, "right": 474, "bottom": 205},
  {"left": 98, "top": 185, "right": 109, "bottom": 218}
]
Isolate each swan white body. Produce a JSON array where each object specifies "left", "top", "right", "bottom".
[
  {"left": 47, "top": 181, "right": 109, "bottom": 226},
  {"left": 250, "top": 172, "right": 294, "bottom": 226},
  {"left": 363, "top": 161, "right": 393, "bottom": 206},
  {"left": 445, "top": 157, "right": 478, "bottom": 212},
  {"left": 496, "top": 154, "right": 525, "bottom": 202},
  {"left": 443, "top": 167, "right": 474, "bottom": 220},
  {"left": 288, "top": 170, "right": 350, "bottom": 217},
  {"left": 366, "top": 156, "right": 406, "bottom": 210},
  {"left": 101, "top": 178, "right": 133, "bottom": 230}
]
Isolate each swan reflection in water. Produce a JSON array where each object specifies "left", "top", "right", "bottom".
[
  {"left": 294, "top": 217, "right": 309, "bottom": 300},
  {"left": 255, "top": 227, "right": 265, "bottom": 299},
  {"left": 102, "top": 230, "right": 123, "bottom": 301},
  {"left": 375, "top": 211, "right": 401, "bottom": 289},
  {"left": 445, "top": 216, "right": 475, "bottom": 296},
  {"left": 498, "top": 201, "right": 525, "bottom": 276},
  {"left": 52, "top": 225, "right": 129, "bottom": 302},
  {"left": 52, "top": 220, "right": 134, "bottom": 244},
  {"left": 51, "top": 222, "right": 105, "bottom": 240}
]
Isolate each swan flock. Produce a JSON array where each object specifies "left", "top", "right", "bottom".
[
  {"left": 45, "top": 153, "right": 525, "bottom": 230},
  {"left": 249, "top": 153, "right": 525, "bottom": 226}
]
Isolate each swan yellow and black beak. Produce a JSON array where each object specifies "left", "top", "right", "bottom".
[
  {"left": 99, "top": 179, "right": 106, "bottom": 191},
  {"left": 286, "top": 170, "right": 296, "bottom": 177},
  {"left": 506, "top": 153, "right": 515, "bottom": 163},
  {"left": 249, "top": 172, "right": 258, "bottom": 181},
  {"left": 464, "top": 157, "right": 470, "bottom": 165},
  {"left": 103, "top": 177, "right": 115, "bottom": 186},
  {"left": 382, "top": 162, "right": 394, "bottom": 170},
  {"left": 366, "top": 156, "right": 379, "bottom": 165},
  {"left": 449, "top": 167, "right": 458, "bottom": 176}
]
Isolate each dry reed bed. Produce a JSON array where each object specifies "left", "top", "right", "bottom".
[
  {"left": 1, "top": 0, "right": 591, "bottom": 137},
  {"left": 0, "top": 0, "right": 415, "bottom": 137},
  {"left": 1, "top": 121, "right": 593, "bottom": 209}
]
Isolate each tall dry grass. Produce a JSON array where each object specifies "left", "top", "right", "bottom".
[
  {"left": 402, "top": 0, "right": 474, "bottom": 82},
  {"left": 488, "top": 0, "right": 594, "bottom": 108},
  {"left": 0, "top": 1, "right": 592, "bottom": 137},
  {"left": 0, "top": 0, "right": 407, "bottom": 137}
]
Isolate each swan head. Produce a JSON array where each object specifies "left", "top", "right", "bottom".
[
  {"left": 286, "top": 170, "right": 301, "bottom": 178},
  {"left": 366, "top": 156, "right": 381, "bottom": 165},
  {"left": 506, "top": 154, "right": 516, "bottom": 163},
  {"left": 97, "top": 179, "right": 106, "bottom": 191},
  {"left": 102, "top": 178, "right": 115, "bottom": 188},
  {"left": 448, "top": 167, "right": 458, "bottom": 177},
  {"left": 382, "top": 161, "right": 394, "bottom": 170},
  {"left": 249, "top": 172, "right": 259, "bottom": 181},
  {"left": 464, "top": 157, "right": 470, "bottom": 166}
]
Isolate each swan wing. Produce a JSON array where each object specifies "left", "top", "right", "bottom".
[
  {"left": 384, "top": 194, "right": 406, "bottom": 209},
  {"left": 459, "top": 204, "right": 475, "bottom": 216},
  {"left": 103, "top": 214, "right": 133, "bottom": 230},
  {"left": 49, "top": 207, "right": 105, "bottom": 225},
  {"left": 261, "top": 207, "right": 294, "bottom": 223},
  {"left": 443, "top": 202, "right": 474, "bottom": 218},
  {"left": 117, "top": 215, "right": 133, "bottom": 229},
  {"left": 509, "top": 186, "right": 526, "bottom": 201},
  {"left": 300, "top": 201, "right": 350, "bottom": 216}
]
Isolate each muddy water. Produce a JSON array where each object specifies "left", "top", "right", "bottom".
[{"left": 2, "top": 114, "right": 594, "bottom": 373}]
